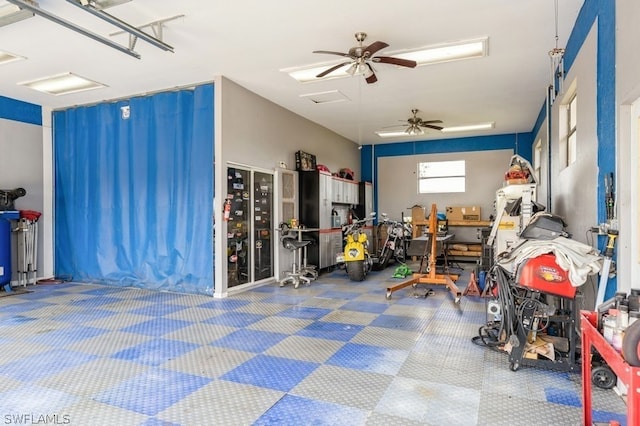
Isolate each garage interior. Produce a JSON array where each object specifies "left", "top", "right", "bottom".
[{"left": 1, "top": 0, "right": 639, "bottom": 424}]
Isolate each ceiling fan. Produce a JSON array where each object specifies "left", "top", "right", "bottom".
[
  {"left": 313, "top": 32, "right": 417, "bottom": 84},
  {"left": 401, "top": 109, "right": 444, "bottom": 135}
]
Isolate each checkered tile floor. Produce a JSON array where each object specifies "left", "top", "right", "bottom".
[{"left": 0, "top": 266, "right": 627, "bottom": 425}]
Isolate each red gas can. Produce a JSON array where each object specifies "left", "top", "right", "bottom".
[{"left": 516, "top": 253, "right": 576, "bottom": 298}]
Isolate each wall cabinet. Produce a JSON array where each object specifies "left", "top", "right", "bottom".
[{"left": 331, "top": 177, "right": 359, "bottom": 205}]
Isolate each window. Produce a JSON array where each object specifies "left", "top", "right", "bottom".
[
  {"left": 567, "top": 93, "right": 577, "bottom": 165},
  {"left": 534, "top": 139, "right": 542, "bottom": 183},
  {"left": 418, "top": 160, "right": 465, "bottom": 193}
]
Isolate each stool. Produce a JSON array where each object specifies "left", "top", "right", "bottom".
[{"left": 278, "top": 223, "right": 312, "bottom": 289}]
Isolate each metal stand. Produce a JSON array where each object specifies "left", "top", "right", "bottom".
[
  {"left": 385, "top": 204, "right": 461, "bottom": 302},
  {"left": 581, "top": 311, "right": 640, "bottom": 425}
]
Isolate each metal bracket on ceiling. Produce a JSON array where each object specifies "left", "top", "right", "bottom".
[
  {"left": 109, "top": 14, "right": 184, "bottom": 51},
  {"left": 65, "top": 0, "right": 174, "bottom": 52},
  {"left": 5, "top": 0, "right": 140, "bottom": 59}
]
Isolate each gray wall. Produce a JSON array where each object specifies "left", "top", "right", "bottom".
[
  {"left": 219, "top": 77, "right": 360, "bottom": 178},
  {"left": 214, "top": 76, "right": 361, "bottom": 296},
  {"left": 0, "top": 117, "right": 44, "bottom": 283},
  {"left": 377, "top": 149, "right": 513, "bottom": 242}
]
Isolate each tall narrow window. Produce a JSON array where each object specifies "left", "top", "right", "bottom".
[
  {"left": 567, "top": 93, "right": 577, "bottom": 165},
  {"left": 534, "top": 139, "right": 542, "bottom": 183},
  {"left": 418, "top": 160, "right": 465, "bottom": 193}
]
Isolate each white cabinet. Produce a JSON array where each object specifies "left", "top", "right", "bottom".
[{"left": 331, "top": 177, "right": 359, "bottom": 205}]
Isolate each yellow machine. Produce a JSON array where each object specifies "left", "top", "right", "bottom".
[{"left": 336, "top": 213, "right": 375, "bottom": 281}]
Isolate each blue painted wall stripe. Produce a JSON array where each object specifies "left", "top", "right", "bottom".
[{"left": 0, "top": 96, "right": 42, "bottom": 126}]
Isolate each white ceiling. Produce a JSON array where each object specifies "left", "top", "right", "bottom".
[{"left": 0, "top": 0, "right": 584, "bottom": 145}]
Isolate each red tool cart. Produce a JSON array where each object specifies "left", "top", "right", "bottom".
[{"left": 581, "top": 311, "right": 639, "bottom": 425}]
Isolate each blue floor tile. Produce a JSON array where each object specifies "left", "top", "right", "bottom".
[
  {"left": 0, "top": 349, "right": 97, "bottom": 381},
  {"left": 261, "top": 294, "right": 310, "bottom": 305},
  {"left": 296, "top": 321, "right": 364, "bottom": 341},
  {"left": 1, "top": 301, "right": 53, "bottom": 314},
  {"left": 210, "top": 329, "right": 288, "bottom": 353},
  {"left": 69, "top": 296, "right": 124, "bottom": 308},
  {"left": 277, "top": 306, "right": 332, "bottom": 320},
  {"left": 26, "top": 325, "right": 109, "bottom": 347},
  {"left": 544, "top": 387, "right": 582, "bottom": 407},
  {"left": 128, "top": 303, "right": 189, "bottom": 317},
  {"left": 317, "top": 290, "right": 361, "bottom": 300},
  {"left": 370, "top": 314, "right": 429, "bottom": 332},
  {"left": 51, "top": 308, "right": 117, "bottom": 324},
  {"left": 327, "top": 342, "right": 409, "bottom": 375},
  {"left": 222, "top": 354, "right": 318, "bottom": 392},
  {"left": 111, "top": 338, "right": 199, "bottom": 366},
  {"left": 93, "top": 368, "right": 211, "bottom": 416},
  {"left": 202, "top": 311, "right": 266, "bottom": 327},
  {"left": 254, "top": 394, "right": 367, "bottom": 425},
  {"left": 120, "top": 317, "right": 193, "bottom": 337},
  {"left": 340, "top": 300, "right": 389, "bottom": 314},
  {"left": 198, "top": 299, "right": 250, "bottom": 310}
]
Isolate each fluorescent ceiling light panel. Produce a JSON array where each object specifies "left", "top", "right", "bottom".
[
  {"left": 19, "top": 72, "right": 107, "bottom": 95},
  {"left": 283, "top": 63, "right": 354, "bottom": 84},
  {"left": 0, "top": 50, "right": 25, "bottom": 65},
  {"left": 393, "top": 37, "right": 488, "bottom": 66},
  {"left": 375, "top": 130, "right": 412, "bottom": 138},
  {"left": 284, "top": 37, "right": 488, "bottom": 83},
  {"left": 441, "top": 122, "right": 495, "bottom": 133},
  {"left": 0, "top": 1, "right": 36, "bottom": 27},
  {"left": 87, "top": 0, "right": 131, "bottom": 9}
]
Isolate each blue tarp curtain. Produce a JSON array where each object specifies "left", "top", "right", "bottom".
[{"left": 53, "top": 84, "right": 214, "bottom": 295}]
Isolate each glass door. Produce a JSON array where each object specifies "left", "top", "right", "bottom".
[
  {"left": 254, "top": 172, "right": 273, "bottom": 281},
  {"left": 225, "top": 166, "right": 274, "bottom": 288},
  {"left": 226, "top": 167, "right": 250, "bottom": 287}
]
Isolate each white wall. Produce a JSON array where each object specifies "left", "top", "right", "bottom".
[
  {"left": 0, "top": 117, "right": 46, "bottom": 282},
  {"left": 549, "top": 23, "right": 598, "bottom": 243},
  {"left": 616, "top": 1, "right": 640, "bottom": 293}
]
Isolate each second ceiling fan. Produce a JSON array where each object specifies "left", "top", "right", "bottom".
[
  {"left": 313, "top": 32, "right": 417, "bottom": 84},
  {"left": 401, "top": 109, "right": 444, "bottom": 135}
]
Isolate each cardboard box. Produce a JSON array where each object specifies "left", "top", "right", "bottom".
[
  {"left": 446, "top": 206, "right": 481, "bottom": 221},
  {"left": 411, "top": 205, "right": 426, "bottom": 222}
]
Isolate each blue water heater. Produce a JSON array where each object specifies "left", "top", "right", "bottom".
[{"left": 0, "top": 211, "right": 19, "bottom": 286}]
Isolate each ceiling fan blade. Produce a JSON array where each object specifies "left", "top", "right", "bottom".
[
  {"left": 312, "top": 50, "right": 352, "bottom": 58},
  {"left": 364, "top": 41, "right": 389, "bottom": 57},
  {"left": 371, "top": 56, "right": 417, "bottom": 68},
  {"left": 421, "top": 124, "right": 444, "bottom": 131},
  {"left": 316, "top": 62, "right": 352, "bottom": 78},
  {"left": 364, "top": 63, "right": 377, "bottom": 84},
  {"left": 420, "top": 119, "right": 444, "bottom": 124}
]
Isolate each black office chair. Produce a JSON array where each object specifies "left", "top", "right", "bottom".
[{"left": 279, "top": 223, "right": 312, "bottom": 288}]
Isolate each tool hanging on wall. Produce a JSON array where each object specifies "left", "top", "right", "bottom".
[
  {"left": 596, "top": 172, "right": 617, "bottom": 307},
  {"left": 604, "top": 172, "right": 615, "bottom": 222}
]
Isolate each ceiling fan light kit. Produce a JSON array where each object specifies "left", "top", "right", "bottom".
[{"left": 313, "top": 32, "right": 417, "bottom": 84}]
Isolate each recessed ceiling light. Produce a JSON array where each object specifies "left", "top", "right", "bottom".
[
  {"left": 18, "top": 72, "right": 107, "bottom": 96},
  {"left": 441, "top": 122, "right": 495, "bottom": 133},
  {"left": 283, "top": 37, "right": 488, "bottom": 83},
  {"left": 0, "top": 50, "right": 26, "bottom": 65}
]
